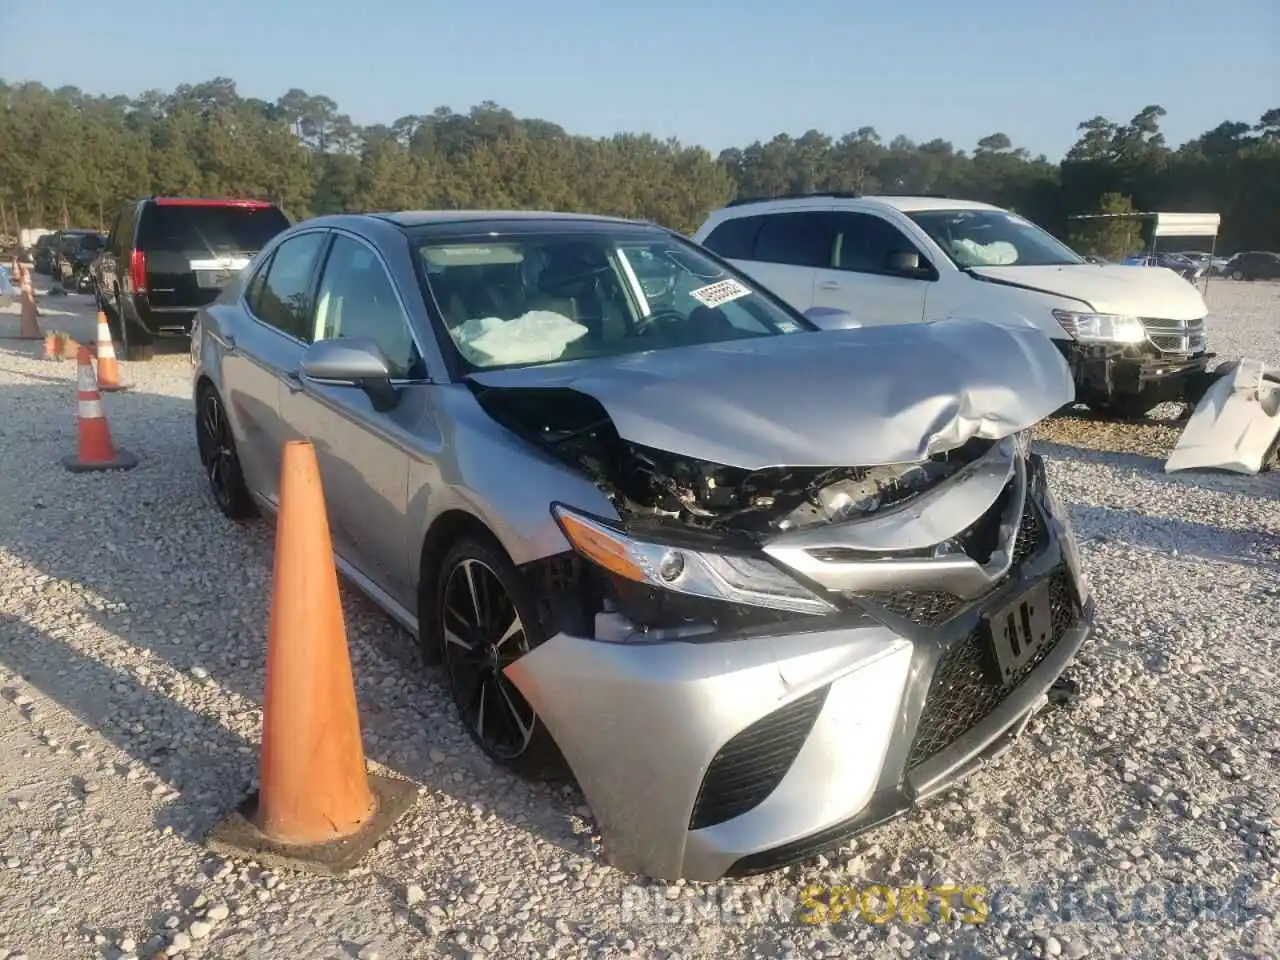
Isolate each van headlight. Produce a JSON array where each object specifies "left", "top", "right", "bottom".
[
  {"left": 1052, "top": 310, "right": 1146, "bottom": 345},
  {"left": 552, "top": 504, "right": 836, "bottom": 617}
]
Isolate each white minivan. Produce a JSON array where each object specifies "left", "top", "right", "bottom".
[{"left": 693, "top": 194, "right": 1215, "bottom": 418}]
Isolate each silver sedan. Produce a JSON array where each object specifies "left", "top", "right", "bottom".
[{"left": 191, "top": 210, "right": 1095, "bottom": 882}]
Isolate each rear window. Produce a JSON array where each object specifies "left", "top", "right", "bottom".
[{"left": 137, "top": 203, "right": 290, "bottom": 255}]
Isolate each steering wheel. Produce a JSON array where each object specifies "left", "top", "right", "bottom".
[{"left": 633, "top": 308, "right": 685, "bottom": 337}]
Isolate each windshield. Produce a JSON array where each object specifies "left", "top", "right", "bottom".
[
  {"left": 416, "top": 229, "right": 812, "bottom": 371},
  {"left": 907, "top": 209, "right": 1085, "bottom": 268}
]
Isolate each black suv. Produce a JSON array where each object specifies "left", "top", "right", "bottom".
[
  {"left": 94, "top": 197, "right": 292, "bottom": 359},
  {"left": 32, "top": 234, "right": 60, "bottom": 275},
  {"left": 51, "top": 230, "right": 107, "bottom": 291},
  {"left": 1223, "top": 251, "right": 1280, "bottom": 282}
]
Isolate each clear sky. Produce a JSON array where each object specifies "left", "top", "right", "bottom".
[{"left": 1, "top": 0, "right": 1275, "bottom": 160}]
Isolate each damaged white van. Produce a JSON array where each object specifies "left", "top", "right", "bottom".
[{"left": 694, "top": 195, "right": 1216, "bottom": 419}]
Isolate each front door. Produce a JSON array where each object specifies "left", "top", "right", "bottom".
[
  {"left": 277, "top": 231, "right": 428, "bottom": 611},
  {"left": 222, "top": 229, "right": 330, "bottom": 503},
  {"left": 811, "top": 212, "right": 930, "bottom": 325}
]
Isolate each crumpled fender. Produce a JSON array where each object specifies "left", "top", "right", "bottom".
[{"left": 1165, "top": 359, "right": 1280, "bottom": 475}]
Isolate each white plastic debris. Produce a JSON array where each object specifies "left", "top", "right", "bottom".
[
  {"left": 1165, "top": 359, "right": 1280, "bottom": 475},
  {"left": 449, "top": 310, "right": 589, "bottom": 366}
]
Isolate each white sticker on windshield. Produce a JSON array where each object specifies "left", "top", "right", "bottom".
[{"left": 689, "top": 277, "right": 753, "bottom": 308}]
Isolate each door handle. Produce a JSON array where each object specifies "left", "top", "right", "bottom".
[
  {"left": 819, "top": 280, "right": 840, "bottom": 290},
  {"left": 223, "top": 333, "right": 237, "bottom": 353},
  {"left": 282, "top": 370, "right": 304, "bottom": 393}
]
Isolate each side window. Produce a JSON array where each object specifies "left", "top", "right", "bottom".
[
  {"left": 702, "top": 215, "right": 764, "bottom": 260},
  {"left": 244, "top": 252, "right": 275, "bottom": 315},
  {"left": 251, "top": 232, "right": 327, "bottom": 339},
  {"left": 753, "top": 212, "right": 838, "bottom": 268},
  {"left": 834, "top": 213, "right": 923, "bottom": 275},
  {"left": 313, "top": 234, "right": 423, "bottom": 379}
]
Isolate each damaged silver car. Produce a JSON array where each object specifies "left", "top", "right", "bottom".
[{"left": 190, "top": 210, "right": 1096, "bottom": 882}]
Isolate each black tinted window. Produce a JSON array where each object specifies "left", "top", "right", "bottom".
[
  {"left": 833, "top": 213, "right": 918, "bottom": 274},
  {"left": 702, "top": 216, "right": 764, "bottom": 260},
  {"left": 753, "top": 212, "right": 837, "bottom": 268},
  {"left": 252, "top": 232, "right": 326, "bottom": 339},
  {"left": 138, "top": 203, "right": 290, "bottom": 255}
]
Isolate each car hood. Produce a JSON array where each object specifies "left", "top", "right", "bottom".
[
  {"left": 969, "top": 263, "right": 1208, "bottom": 321},
  {"left": 466, "top": 317, "right": 1074, "bottom": 470}
]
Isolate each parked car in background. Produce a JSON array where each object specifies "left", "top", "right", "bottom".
[
  {"left": 50, "top": 229, "right": 106, "bottom": 291},
  {"left": 694, "top": 194, "right": 1215, "bottom": 420},
  {"left": 190, "top": 209, "right": 1094, "bottom": 882},
  {"left": 1222, "top": 250, "right": 1280, "bottom": 281},
  {"left": 93, "top": 196, "right": 292, "bottom": 359},
  {"left": 32, "top": 233, "right": 60, "bottom": 274}
]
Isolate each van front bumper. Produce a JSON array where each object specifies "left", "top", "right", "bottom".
[{"left": 504, "top": 481, "right": 1094, "bottom": 882}]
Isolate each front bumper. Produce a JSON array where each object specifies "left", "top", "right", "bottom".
[
  {"left": 1066, "top": 342, "right": 1215, "bottom": 405},
  {"left": 505, "top": 461, "right": 1095, "bottom": 882}
]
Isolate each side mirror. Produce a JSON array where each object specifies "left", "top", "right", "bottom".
[
  {"left": 803, "top": 306, "right": 861, "bottom": 330},
  {"left": 299, "top": 337, "right": 400, "bottom": 411},
  {"left": 885, "top": 250, "right": 923, "bottom": 275}
]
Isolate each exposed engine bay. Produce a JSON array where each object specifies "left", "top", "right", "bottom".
[{"left": 471, "top": 383, "right": 995, "bottom": 538}]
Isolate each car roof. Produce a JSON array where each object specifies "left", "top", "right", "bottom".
[
  {"left": 371, "top": 210, "right": 647, "bottom": 228},
  {"left": 710, "top": 193, "right": 1004, "bottom": 218},
  {"left": 866, "top": 196, "right": 1003, "bottom": 213}
]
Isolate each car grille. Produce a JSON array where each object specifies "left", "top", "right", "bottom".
[
  {"left": 904, "top": 567, "right": 1077, "bottom": 770},
  {"left": 1143, "top": 317, "right": 1205, "bottom": 356},
  {"left": 689, "top": 685, "right": 828, "bottom": 830},
  {"left": 853, "top": 493, "right": 1049, "bottom": 628}
]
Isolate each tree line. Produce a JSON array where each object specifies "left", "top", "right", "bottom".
[{"left": 1, "top": 77, "right": 1277, "bottom": 256}]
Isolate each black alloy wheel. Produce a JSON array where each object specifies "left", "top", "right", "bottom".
[
  {"left": 434, "top": 538, "right": 567, "bottom": 780},
  {"left": 195, "top": 386, "right": 256, "bottom": 520}
]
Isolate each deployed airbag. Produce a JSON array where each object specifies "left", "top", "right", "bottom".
[
  {"left": 450, "top": 310, "right": 588, "bottom": 366},
  {"left": 1165, "top": 359, "right": 1280, "bottom": 475}
]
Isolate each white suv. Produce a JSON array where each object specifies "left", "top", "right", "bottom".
[{"left": 693, "top": 194, "right": 1215, "bottom": 418}]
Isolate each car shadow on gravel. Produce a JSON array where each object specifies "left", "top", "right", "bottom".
[
  {"left": 1068, "top": 503, "right": 1280, "bottom": 573},
  {"left": 1037, "top": 441, "right": 1280, "bottom": 503},
  {"left": 0, "top": 377, "right": 589, "bottom": 862},
  {"left": 0, "top": 612, "right": 258, "bottom": 845}
]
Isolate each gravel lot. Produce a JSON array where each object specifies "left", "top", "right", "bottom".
[{"left": 0, "top": 282, "right": 1277, "bottom": 960}]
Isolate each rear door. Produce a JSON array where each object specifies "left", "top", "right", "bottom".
[
  {"left": 137, "top": 200, "right": 292, "bottom": 312},
  {"left": 224, "top": 229, "right": 329, "bottom": 504},
  {"left": 717, "top": 211, "right": 837, "bottom": 312}
]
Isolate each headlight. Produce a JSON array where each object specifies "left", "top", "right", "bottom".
[
  {"left": 552, "top": 505, "right": 837, "bottom": 617},
  {"left": 1052, "top": 309, "right": 1146, "bottom": 345}
]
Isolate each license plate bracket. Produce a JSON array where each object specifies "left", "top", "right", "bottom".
[
  {"left": 196, "top": 269, "right": 236, "bottom": 289},
  {"left": 983, "top": 579, "right": 1054, "bottom": 684}
]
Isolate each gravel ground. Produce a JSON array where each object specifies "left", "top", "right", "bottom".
[{"left": 0, "top": 283, "right": 1277, "bottom": 960}]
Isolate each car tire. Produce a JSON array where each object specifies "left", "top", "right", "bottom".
[
  {"left": 1230, "top": 269, "right": 1244, "bottom": 281},
  {"left": 195, "top": 384, "right": 257, "bottom": 521},
  {"left": 428, "top": 536, "right": 569, "bottom": 782},
  {"left": 115, "top": 293, "right": 155, "bottom": 361}
]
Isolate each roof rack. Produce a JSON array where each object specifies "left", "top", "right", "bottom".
[{"left": 725, "top": 191, "right": 861, "bottom": 208}]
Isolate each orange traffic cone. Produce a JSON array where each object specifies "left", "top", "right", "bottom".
[
  {"left": 60, "top": 335, "right": 83, "bottom": 361},
  {"left": 62, "top": 346, "right": 138, "bottom": 473},
  {"left": 18, "top": 263, "right": 41, "bottom": 340},
  {"left": 93, "top": 311, "right": 128, "bottom": 392},
  {"left": 206, "top": 440, "right": 414, "bottom": 874},
  {"left": 43, "top": 332, "right": 61, "bottom": 361}
]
